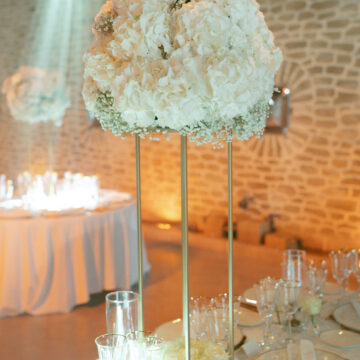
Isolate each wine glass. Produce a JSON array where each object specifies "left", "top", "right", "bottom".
[
  {"left": 206, "top": 294, "right": 242, "bottom": 352},
  {"left": 95, "top": 334, "right": 126, "bottom": 360},
  {"left": 329, "top": 250, "right": 349, "bottom": 296},
  {"left": 276, "top": 280, "right": 302, "bottom": 343},
  {"left": 124, "top": 331, "right": 165, "bottom": 360},
  {"left": 282, "top": 249, "right": 306, "bottom": 283},
  {"left": 254, "top": 277, "right": 279, "bottom": 350},
  {"left": 350, "top": 249, "right": 360, "bottom": 296},
  {"left": 343, "top": 249, "right": 354, "bottom": 291}
]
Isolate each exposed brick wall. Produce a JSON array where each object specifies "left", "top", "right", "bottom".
[{"left": 0, "top": 0, "right": 359, "bottom": 251}]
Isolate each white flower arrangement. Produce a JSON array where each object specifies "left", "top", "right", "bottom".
[
  {"left": 164, "top": 337, "right": 228, "bottom": 360},
  {"left": 83, "top": 0, "right": 282, "bottom": 145},
  {"left": 2, "top": 66, "right": 70, "bottom": 127},
  {"left": 301, "top": 295, "right": 322, "bottom": 316}
]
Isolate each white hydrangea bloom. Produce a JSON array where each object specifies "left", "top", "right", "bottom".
[
  {"left": 2, "top": 66, "right": 70, "bottom": 127},
  {"left": 83, "top": 0, "right": 282, "bottom": 145}
]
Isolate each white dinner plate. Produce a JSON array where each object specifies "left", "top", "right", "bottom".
[
  {"left": 333, "top": 302, "right": 360, "bottom": 332},
  {"left": 254, "top": 348, "right": 345, "bottom": 360},
  {"left": 320, "top": 329, "right": 360, "bottom": 350},
  {"left": 236, "top": 307, "right": 263, "bottom": 328},
  {"left": 154, "top": 318, "right": 243, "bottom": 344},
  {"left": 243, "top": 287, "right": 257, "bottom": 306}
]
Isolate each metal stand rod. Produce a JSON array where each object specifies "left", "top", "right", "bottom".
[
  {"left": 181, "top": 135, "right": 190, "bottom": 360},
  {"left": 228, "top": 141, "right": 234, "bottom": 359},
  {"left": 135, "top": 134, "right": 144, "bottom": 332}
]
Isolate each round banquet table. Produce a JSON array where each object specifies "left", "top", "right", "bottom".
[{"left": 0, "top": 199, "right": 150, "bottom": 317}]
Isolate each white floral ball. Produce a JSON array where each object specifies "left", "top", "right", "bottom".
[
  {"left": 2, "top": 66, "right": 70, "bottom": 127},
  {"left": 83, "top": 0, "right": 282, "bottom": 145}
]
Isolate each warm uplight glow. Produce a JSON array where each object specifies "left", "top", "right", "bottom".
[{"left": 156, "top": 223, "right": 172, "bottom": 230}]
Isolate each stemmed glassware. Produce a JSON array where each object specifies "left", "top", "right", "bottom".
[
  {"left": 350, "top": 249, "right": 360, "bottom": 296},
  {"left": 306, "top": 259, "right": 328, "bottom": 298},
  {"left": 276, "top": 279, "right": 302, "bottom": 343},
  {"left": 95, "top": 334, "right": 126, "bottom": 360},
  {"left": 190, "top": 293, "right": 242, "bottom": 352},
  {"left": 254, "top": 277, "right": 279, "bottom": 350},
  {"left": 106, "top": 291, "right": 138, "bottom": 335},
  {"left": 329, "top": 250, "right": 350, "bottom": 296}
]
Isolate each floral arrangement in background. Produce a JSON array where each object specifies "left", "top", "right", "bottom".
[
  {"left": 164, "top": 337, "right": 228, "bottom": 360},
  {"left": 83, "top": 0, "right": 282, "bottom": 145},
  {"left": 2, "top": 66, "right": 70, "bottom": 127}
]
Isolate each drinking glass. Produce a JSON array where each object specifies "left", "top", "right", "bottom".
[
  {"left": 95, "top": 334, "right": 126, "bottom": 360},
  {"left": 282, "top": 249, "right": 306, "bottom": 283},
  {"left": 189, "top": 296, "right": 212, "bottom": 340},
  {"left": 343, "top": 249, "right": 354, "bottom": 291},
  {"left": 254, "top": 277, "right": 279, "bottom": 350},
  {"left": 329, "top": 250, "right": 349, "bottom": 296},
  {"left": 124, "top": 331, "right": 165, "bottom": 360},
  {"left": 306, "top": 259, "right": 328, "bottom": 298},
  {"left": 351, "top": 249, "right": 360, "bottom": 295},
  {"left": 276, "top": 280, "right": 302, "bottom": 343},
  {"left": 106, "top": 291, "right": 138, "bottom": 335}
]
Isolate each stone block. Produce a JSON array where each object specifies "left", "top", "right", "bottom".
[{"left": 326, "top": 199, "right": 357, "bottom": 212}]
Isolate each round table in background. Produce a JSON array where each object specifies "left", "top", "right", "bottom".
[{"left": 0, "top": 197, "right": 150, "bottom": 317}]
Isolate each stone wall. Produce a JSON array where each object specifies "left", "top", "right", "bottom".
[{"left": 0, "top": 0, "right": 359, "bottom": 251}]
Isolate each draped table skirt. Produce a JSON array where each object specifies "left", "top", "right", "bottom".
[{"left": 0, "top": 201, "right": 150, "bottom": 317}]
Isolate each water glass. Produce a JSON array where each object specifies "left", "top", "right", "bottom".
[
  {"left": 254, "top": 277, "right": 279, "bottom": 350},
  {"left": 306, "top": 259, "right": 328, "bottom": 298},
  {"left": 124, "top": 331, "right": 165, "bottom": 360},
  {"left": 282, "top": 249, "right": 306, "bottom": 283},
  {"left": 106, "top": 291, "right": 138, "bottom": 335},
  {"left": 276, "top": 280, "right": 302, "bottom": 342},
  {"left": 329, "top": 250, "right": 349, "bottom": 295},
  {"left": 95, "top": 333, "right": 126, "bottom": 360}
]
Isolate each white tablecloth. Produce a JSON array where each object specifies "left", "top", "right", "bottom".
[{"left": 0, "top": 201, "right": 150, "bottom": 317}]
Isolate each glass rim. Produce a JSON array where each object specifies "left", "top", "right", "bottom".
[
  {"left": 105, "top": 290, "right": 138, "bottom": 304},
  {"left": 95, "top": 333, "right": 126, "bottom": 347},
  {"left": 283, "top": 249, "right": 306, "bottom": 258}
]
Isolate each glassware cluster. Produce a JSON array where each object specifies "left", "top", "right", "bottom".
[
  {"left": 97, "top": 247, "right": 360, "bottom": 358},
  {"left": 0, "top": 171, "right": 99, "bottom": 212},
  {"left": 97, "top": 291, "right": 244, "bottom": 359}
]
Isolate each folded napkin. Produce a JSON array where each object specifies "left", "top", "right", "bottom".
[
  {"left": 287, "top": 340, "right": 316, "bottom": 360},
  {"left": 351, "top": 300, "right": 360, "bottom": 318}
]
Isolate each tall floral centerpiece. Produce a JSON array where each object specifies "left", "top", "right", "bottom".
[{"left": 84, "top": 0, "right": 281, "bottom": 358}]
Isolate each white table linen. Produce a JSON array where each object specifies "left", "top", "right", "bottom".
[{"left": 0, "top": 200, "right": 150, "bottom": 317}]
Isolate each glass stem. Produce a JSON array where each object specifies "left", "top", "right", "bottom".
[
  {"left": 263, "top": 314, "right": 272, "bottom": 346},
  {"left": 287, "top": 314, "right": 292, "bottom": 341}
]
